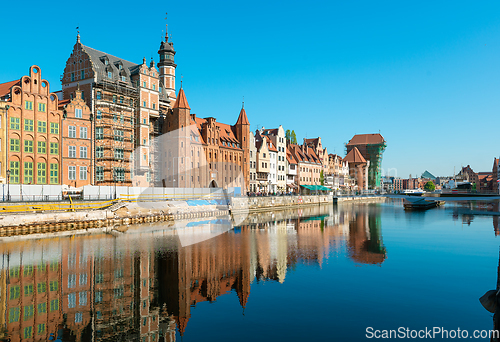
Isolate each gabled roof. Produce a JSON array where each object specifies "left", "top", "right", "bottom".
[
  {"left": 262, "top": 128, "right": 278, "bottom": 136},
  {"left": 236, "top": 107, "right": 249, "bottom": 125},
  {"left": 267, "top": 140, "right": 277, "bottom": 152},
  {"left": 347, "top": 133, "right": 385, "bottom": 146},
  {"left": 81, "top": 44, "right": 138, "bottom": 86},
  {"left": 173, "top": 88, "right": 190, "bottom": 109},
  {"left": 344, "top": 147, "right": 366, "bottom": 164},
  {"left": 0, "top": 80, "right": 20, "bottom": 98},
  {"left": 286, "top": 151, "right": 297, "bottom": 164}
]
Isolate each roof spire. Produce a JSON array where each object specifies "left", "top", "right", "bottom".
[
  {"left": 180, "top": 74, "right": 183, "bottom": 88},
  {"left": 76, "top": 26, "right": 80, "bottom": 43},
  {"left": 242, "top": 96, "right": 244, "bottom": 109},
  {"left": 165, "top": 12, "right": 169, "bottom": 42}
]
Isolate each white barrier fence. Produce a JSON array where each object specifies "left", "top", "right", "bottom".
[{"left": 0, "top": 184, "right": 240, "bottom": 202}]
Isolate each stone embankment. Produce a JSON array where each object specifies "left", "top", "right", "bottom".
[
  {"left": 0, "top": 200, "right": 229, "bottom": 237},
  {"left": 0, "top": 195, "right": 385, "bottom": 237}
]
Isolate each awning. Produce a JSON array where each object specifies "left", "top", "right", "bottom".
[
  {"left": 300, "top": 185, "right": 331, "bottom": 191},
  {"left": 287, "top": 183, "right": 298, "bottom": 189}
]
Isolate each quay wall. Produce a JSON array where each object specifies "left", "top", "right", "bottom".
[{"left": 0, "top": 195, "right": 385, "bottom": 237}]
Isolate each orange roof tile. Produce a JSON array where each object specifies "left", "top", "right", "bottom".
[
  {"left": 173, "top": 88, "right": 190, "bottom": 109},
  {"left": 344, "top": 147, "right": 367, "bottom": 164},
  {"left": 236, "top": 107, "right": 249, "bottom": 125},
  {"left": 0, "top": 80, "right": 20, "bottom": 98},
  {"left": 347, "top": 133, "right": 385, "bottom": 146}
]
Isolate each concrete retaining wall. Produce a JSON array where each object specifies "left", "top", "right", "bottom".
[{"left": 231, "top": 195, "right": 333, "bottom": 212}]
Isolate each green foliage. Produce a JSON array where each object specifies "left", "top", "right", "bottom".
[
  {"left": 291, "top": 130, "right": 297, "bottom": 144},
  {"left": 424, "top": 181, "right": 435, "bottom": 192},
  {"left": 320, "top": 170, "right": 325, "bottom": 185},
  {"left": 285, "top": 129, "right": 291, "bottom": 143}
]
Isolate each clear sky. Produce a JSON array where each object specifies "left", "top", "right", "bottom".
[{"left": 1, "top": 0, "right": 499, "bottom": 178}]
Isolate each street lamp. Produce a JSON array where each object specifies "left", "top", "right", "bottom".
[{"left": 6, "top": 170, "right": 10, "bottom": 201}]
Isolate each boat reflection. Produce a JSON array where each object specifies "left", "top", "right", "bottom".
[{"left": 0, "top": 204, "right": 385, "bottom": 340}]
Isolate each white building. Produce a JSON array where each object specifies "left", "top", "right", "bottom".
[{"left": 262, "top": 126, "right": 287, "bottom": 192}]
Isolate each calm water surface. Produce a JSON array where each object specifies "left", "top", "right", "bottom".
[{"left": 0, "top": 199, "right": 499, "bottom": 341}]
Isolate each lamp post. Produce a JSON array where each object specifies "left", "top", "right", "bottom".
[{"left": 6, "top": 170, "right": 10, "bottom": 202}]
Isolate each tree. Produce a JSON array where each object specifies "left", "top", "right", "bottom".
[
  {"left": 320, "top": 170, "right": 325, "bottom": 185},
  {"left": 285, "top": 129, "right": 291, "bottom": 143},
  {"left": 424, "top": 181, "right": 435, "bottom": 192},
  {"left": 291, "top": 130, "right": 297, "bottom": 144}
]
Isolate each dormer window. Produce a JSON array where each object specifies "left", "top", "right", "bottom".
[
  {"left": 119, "top": 64, "right": 122, "bottom": 70},
  {"left": 121, "top": 76, "right": 126, "bottom": 82},
  {"left": 108, "top": 71, "right": 112, "bottom": 79},
  {"left": 105, "top": 60, "right": 108, "bottom": 65}
]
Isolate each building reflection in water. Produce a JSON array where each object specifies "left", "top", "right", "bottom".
[{"left": 0, "top": 204, "right": 385, "bottom": 340}]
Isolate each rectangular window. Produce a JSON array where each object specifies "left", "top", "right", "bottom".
[
  {"left": 113, "top": 95, "right": 117, "bottom": 103},
  {"left": 38, "top": 103, "right": 46, "bottom": 112},
  {"left": 37, "top": 323, "right": 45, "bottom": 335},
  {"left": 37, "top": 162, "right": 46, "bottom": 184},
  {"left": 73, "top": 312, "right": 82, "bottom": 324},
  {"left": 50, "top": 142, "right": 59, "bottom": 155},
  {"left": 143, "top": 81, "right": 146, "bottom": 87},
  {"left": 9, "top": 161, "right": 20, "bottom": 183},
  {"left": 37, "top": 282, "right": 46, "bottom": 293},
  {"left": 68, "top": 293, "right": 76, "bottom": 308},
  {"left": 24, "top": 101, "right": 33, "bottom": 110},
  {"left": 50, "top": 163, "right": 58, "bottom": 184},
  {"left": 9, "top": 285, "right": 20, "bottom": 300},
  {"left": 71, "top": 73, "right": 75, "bottom": 81},
  {"left": 143, "top": 101, "right": 146, "bottom": 107},
  {"left": 50, "top": 299, "right": 59, "bottom": 312},
  {"left": 49, "top": 281, "right": 58, "bottom": 291},
  {"left": 80, "top": 70, "right": 84, "bottom": 79},
  {"left": 23, "top": 305, "right": 34, "bottom": 320},
  {"left": 96, "top": 166, "right": 104, "bottom": 181},
  {"left": 68, "top": 274, "right": 76, "bottom": 288},
  {"left": 80, "top": 126, "right": 87, "bottom": 138},
  {"left": 37, "top": 141, "right": 46, "bottom": 154},
  {"left": 24, "top": 162, "right": 33, "bottom": 184},
  {"left": 114, "top": 148, "right": 124, "bottom": 160},
  {"left": 96, "top": 127, "right": 103, "bottom": 139},
  {"left": 75, "top": 108, "right": 82, "bottom": 118},
  {"left": 121, "top": 76, "right": 126, "bottom": 82},
  {"left": 50, "top": 122, "right": 59, "bottom": 134},
  {"left": 68, "top": 166, "right": 76, "bottom": 180},
  {"left": 79, "top": 167, "right": 87, "bottom": 180},
  {"left": 37, "top": 121, "right": 46, "bottom": 133},
  {"left": 24, "top": 326, "right": 32, "bottom": 339},
  {"left": 24, "top": 119, "right": 33, "bottom": 131},
  {"left": 10, "top": 139, "right": 20, "bottom": 152},
  {"left": 97, "top": 91, "right": 102, "bottom": 100},
  {"left": 79, "top": 291, "right": 87, "bottom": 306},
  {"left": 96, "top": 146, "right": 103, "bottom": 158},
  {"left": 10, "top": 117, "right": 20, "bottom": 130},
  {"left": 96, "top": 110, "right": 102, "bottom": 119},
  {"left": 113, "top": 168, "right": 125, "bottom": 182},
  {"left": 153, "top": 84, "right": 156, "bottom": 90},
  {"left": 37, "top": 303, "right": 46, "bottom": 314},
  {"left": 108, "top": 71, "right": 112, "bottom": 79},
  {"left": 79, "top": 146, "right": 87, "bottom": 158},
  {"left": 24, "top": 284, "right": 34, "bottom": 296},
  {"left": 95, "top": 291, "right": 103, "bottom": 303},
  {"left": 68, "top": 125, "right": 76, "bottom": 138},
  {"left": 24, "top": 140, "right": 33, "bottom": 153},
  {"left": 114, "top": 129, "right": 124, "bottom": 141},
  {"left": 9, "top": 307, "right": 20, "bottom": 323},
  {"left": 68, "top": 146, "right": 76, "bottom": 158},
  {"left": 119, "top": 96, "right": 123, "bottom": 104}
]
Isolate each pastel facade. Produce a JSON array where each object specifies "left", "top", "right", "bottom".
[
  {"left": 249, "top": 131, "right": 257, "bottom": 192},
  {"left": 262, "top": 126, "right": 287, "bottom": 192},
  {"left": 255, "top": 135, "right": 270, "bottom": 193},
  {"left": 60, "top": 89, "right": 92, "bottom": 187},
  {"left": 1, "top": 66, "right": 62, "bottom": 185}
]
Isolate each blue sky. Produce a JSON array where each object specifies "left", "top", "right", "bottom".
[{"left": 1, "top": 0, "right": 499, "bottom": 177}]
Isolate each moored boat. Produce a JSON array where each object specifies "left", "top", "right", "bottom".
[{"left": 403, "top": 198, "right": 445, "bottom": 211}]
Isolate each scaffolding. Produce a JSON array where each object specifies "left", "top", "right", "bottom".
[{"left": 345, "top": 140, "right": 386, "bottom": 189}]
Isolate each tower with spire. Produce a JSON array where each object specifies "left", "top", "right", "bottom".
[
  {"left": 158, "top": 13, "right": 177, "bottom": 102},
  {"left": 235, "top": 101, "right": 250, "bottom": 191}
]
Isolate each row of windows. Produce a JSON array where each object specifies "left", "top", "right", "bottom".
[
  {"left": 68, "top": 146, "right": 88, "bottom": 159},
  {"left": 68, "top": 291, "right": 88, "bottom": 308},
  {"left": 70, "top": 70, "right": 86, "bottom": 82},
  {"left": 10, "top": 139, "right": 58, "bottom": 155},
  {"left": 68, "top": 166, "right": 88, "bottom": 181},
  {"left": 23, "top": 101, "right": 46, "bottom": 112},
  {"left": 10, "top": 118, "right": 58, "bottom": 133},
  {"left": 8, "top": 162, "right": 58, "bottom": 184},
  {"left": 9, "top": 281, "right": 59, "bottom": 299},
  {"left": 8, "top": 263, "right": 59, "bottom": 277},
  {"left": 96, "top": 91, "right": 134, "bottom": 106},
  {"left": 8, "top": 300, "right": 58, "bottom": 323},
  {"left": 68, "top": 125, "right": 88, "bottom": 139}
]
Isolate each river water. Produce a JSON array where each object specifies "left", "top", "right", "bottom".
[{"left": 0, "top": 198, "right": 499, "bottom": 341}]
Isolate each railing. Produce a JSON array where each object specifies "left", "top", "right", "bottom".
[{"left": 0, "top": 199, "right": 116, "bottom": 214}]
